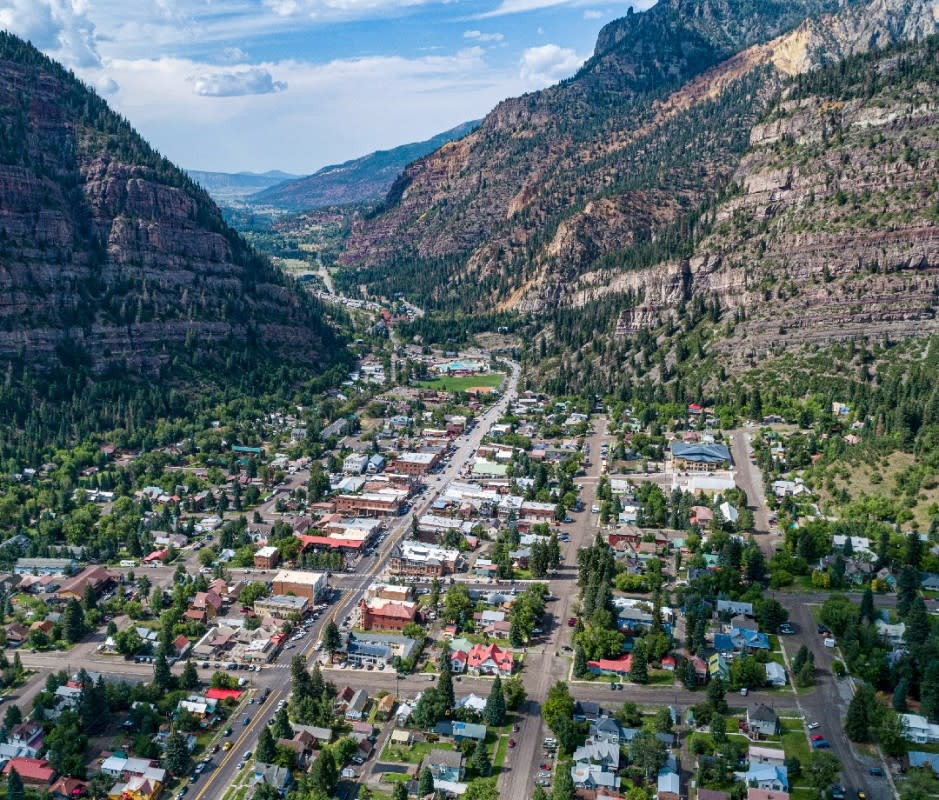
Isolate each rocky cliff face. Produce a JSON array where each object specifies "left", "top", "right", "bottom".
[
  {"left": 0, "top": 33, "right": 340, "bottom": 375},
  {"left": 566, "top": 24, "right": 939, "bottom": 361},
  {"left": 335, "top": 0, "right": 867, "bottom": 310}
]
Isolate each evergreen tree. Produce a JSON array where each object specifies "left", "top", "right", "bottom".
[
  {"left": 418, "top": 766, "right": 435, "bottom": 796},
  {"left": 683, "top": 659, "right": 698, "bottom": 690},
  {"left": 905, "top": 597, "right": 930, "bottom": 646},
  {"left": 922, "top": 661, "right": 939, "bottom": 721},
  {"left": 471, "top": 738, "right": 492, "bottom": 776},
  {"left": 707, "top": 676, "right": 728, "bottom": 713},
  {"left": 484, "top": 675, "right": 506, "bottom": 726},
  {"left": 629, "top": 641, "right": 648, "bottom": 684},
  {"left": 897, "top": 566, "right": 919, "bottom": 618},
  {"left": 164, "top": 729, "right": 190, "bottom": 775},
  {"left": 438, "top": 658, "right": 455, "bottom": 712},
  {"left": 273, "top": 707, "right": 293, "bottom": 740},
  {"left": 859, "top": 587, "right": 875, "bottom": 624},
  {"left": 573, "top": 645, "right": 588, "bottom": 679},
  {"left": 309, "top": 748, "right": 338, "bottom": 796},
  {"left": 392, "top": 783, "right": 408, "bottom": 800},
  {"left": 180, "top": 660, "right": 199, "bottom": 690},
  {"left": 153, "top": 648, "right": 172, "bottom": 691},
  {"left": 845, "top": 684, "right": 876, "bottom": 742},
  {"left": 82, "top": 582, "right": 97, "bottom": 611},
  {"left": 256, "top": 726, "right": 276, "bottom": 764},
  {"left": 893, "top": 677, "right": 909, "bottom": 712},
  {"left": 6, "top": 767, "right": 24, "bottom": 800},
  {"left": 63, "top": 599, "right": 85, "bottom": 643},
  {"left": 322, "top": 620, "right": 341, "bottom": 652}
]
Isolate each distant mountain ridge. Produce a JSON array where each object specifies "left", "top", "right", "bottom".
[
  {"left": 249, "top": 120, "right": 481, "bottom": 211},
  {"left": 186, "top": 169, "right": 300, "bottom": 204}
]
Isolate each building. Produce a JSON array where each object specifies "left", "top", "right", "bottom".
[
  {"left": 670, "top": 441, "right": 731, "bottom": 471},
  {"left": 253, "top": 546, "right": 280, "bottom": 570},
  {"left": 271, "top": 570, "right": 327, "bottom": 601},
  {"left": 2, "top": 757, "right": 56, "bottom": 787},
  {"left": 390, "top": 451, "right": 441, "bottom": 476},
  {"left": 764, "top": 662, "right": 787, "bottom": 687},
  {"left": 465, "top": 644, "right": 514, "bottom": 676},
  {"left": 343, "top": 453, "right": 369, "bottom": 475},
  {"left": 423, "top": 749, "right": 464, "bottom": 783},
  {"left": 358, "top": 598, "right": 417, "bottom": 632},
  {"left": 55, "top": 566, "right": 114, "bottom": 601},
  {"left": 254, "top": 594, "right": 309, "bottom": 619},
  {"left": 747, "top": 705, "right": 781, "bottom": 737},
  {"left": 389, "top": 540, "right": 459, "bottom": 577},
  {"left": 13, "top": 558, "right": 76, "bottom": 576},
  {"left": 902, "top": 713, "right": 939, "bottom": 744},
  {"left": 335, "top": 492, "right": 403, "bottom": 516}
]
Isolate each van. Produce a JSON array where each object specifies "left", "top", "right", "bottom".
[
  {"left": 824, "top": 637, "right": 836, "bottom": 648},
  {"left": 120, "top": 559, "right": 138, "bottom": 568}
]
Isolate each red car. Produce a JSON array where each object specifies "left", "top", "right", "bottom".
[
  {"left": 810, "top": 734, "right": 824, "bottom": 742},
  {"left": 567, "top": 617, "right": 577, "bottom": 627},
  {"left": 508, "top": 739, "right": 516, "bottom": 748}
]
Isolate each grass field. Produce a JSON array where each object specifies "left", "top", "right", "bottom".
[{"left": 415, "top": 373, "right": 504, "bottom": 392}]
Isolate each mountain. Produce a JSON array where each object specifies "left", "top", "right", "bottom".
[
  {"left": 533, "top": 28, "right": 939, "bottom": 396},
  {"left": 249, "top": 120, "right": 481, "bottom": 211},
  {"left": 334, "top": 0, "right": 935, "bottom": 314},
  {"left": 186, "top": 169, "right": 299, "bottom": 205},
  {"left": 0, "top": 33, "right": 345, "bottom": 392}
]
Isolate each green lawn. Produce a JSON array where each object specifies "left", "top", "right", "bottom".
[
  {"left": 493, "top": 735, "right": 510, "bottom": 773},
  {"left": 782, "top": 729, "right": 811, "bottom": 765},
  {"left": 415, "top": 373, "right": 504, "bottom": 392},
  {"left": 381, "top": 739, "right": 454, "bottom": 764}
]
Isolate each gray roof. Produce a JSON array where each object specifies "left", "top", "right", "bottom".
[
  {"left": 749, "top": 704, "right": 779, "bottom": 722},
  {"left": 426, "top": 748, "right": 463, "bottom": 768}
]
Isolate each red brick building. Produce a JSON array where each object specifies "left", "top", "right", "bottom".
[{"left": 358, "top": 598, "right": 417, "bottom": 632}]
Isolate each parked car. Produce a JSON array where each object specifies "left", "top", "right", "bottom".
[
  {"left": 869, "top": 768, "right": 885, "bottom": 777},
  {"left": 812, "top": 739, "right": 830, "bottom": 749},
  {"left": 808, "top": 722, "right": 821, "bottom": 730},
  {"left": 567, "top": 617, "right": 577, "bottom": 627},
  {"left": 811, "top": 735, "right": 825, "bottom": 742},
  {"left": 508, "top": 739, "right": 516, "bottom": 748}
]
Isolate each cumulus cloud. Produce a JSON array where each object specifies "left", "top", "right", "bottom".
[
  {"left": 519, "top": 43, "right": 582, "bottom": 85},
  {"left": 95, "top": 75, "right": 119, "bottom": 94},
  {"left": 0, "top": 0, "right": 102, "bottom": 67},
  {"left": 463, "top": 29, "right": 504, "bottom": 42},
  {"left": 192, "top": 67, "right": 288, "bottom": 97}
]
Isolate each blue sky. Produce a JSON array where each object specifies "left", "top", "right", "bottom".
[{"left": 0, "top": 0, "right": 653, "bottom": 174}]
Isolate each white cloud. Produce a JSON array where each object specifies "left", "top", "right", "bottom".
[
  {"left": 192, "top": 67, "right": 288, "bottom": 97},
  {"left": 463, "top": 29, "right": 504, "bottom": 42},
  {"left": 95, "top": 75, "right": 119, "bottom": 94},
  {"left": 0, "top": 0, "right": 102, "bottom": 67},
  {"left": 263, "top": 0, "right": 432, "bottom": 19},
  {"left": 479, "top": 0, "right": 655, "bottom": 19},
  {"left": 519, "top": 43, "right": 582, "bottom": 86},
  {"left": 583, "top": 9, "right": 603, "bottom": 19}
]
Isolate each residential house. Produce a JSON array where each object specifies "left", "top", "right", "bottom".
[
  {"left": 573, "top": 701, "right": 605, "bottom": 722},
  {"left": 570, "top": 762, "right": 620, "bottom": 791},
  {"left": 876, "top": 619, "right": 906, "bottom": 646},
  {"left": 587, "top": 655, "right": 632, "bottom": 677},
  {"left": 344, "top": 689, "right": 369, "bottom": 721},
  {"left": 2, "top": 757, "right": 56, "bottom": 788},
  {"left": 253, "top": 763, "right": 294, "bottom": 793},
  {"left": 465, "top": 644, "right": 514, "bottom": 676},
  {"left": 589, "top": 718, "right": 623, "bottom": 745},
  {"left": 708, "top": 654, "right": 729, "bottom": 680},
  {"left": 902, "top": 714, "right": 939, "bottom": 744},
  {"left": 737, "top": 764, "right": 788, "bottom": 792},
  {"left": 750, "top": 746, "right": 786, "bottom": 767},
  {"left": 747, "top": 705, "right": 781, "bottom": 737},
  {"left": 435, "top": 721, "right": 487, "bottom": 742},
  {"left": 764, "top": 663, "right": 787, "bottom": 687},
  {"left": 423, "top": 749, "right": 464, "bottom": 783},
  {"left": 572, "top": 739, "right": 619, "bottom": 771},
  {"left": 908, "top": 751, "right": 939, "bottom": 774},
  {"left": 717, "top": 600, "right": 754, "bottom": 617}
]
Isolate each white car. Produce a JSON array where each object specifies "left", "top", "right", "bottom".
[{"left": 808, "top": 722, "right": 820, "bottom": 730}]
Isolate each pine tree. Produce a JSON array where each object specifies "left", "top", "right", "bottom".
[
  {"left": 256, "top": 726, "right": 276, "bottom": 764},
  {"left": 153, "top": 648, "right": 172, "bottom": 691},
  {"left": 471, "top": 738, "right": 491, "bottom": 777},
  {"left": 6, "top": 767, "right": 24, "bottom": 800},
  {"left": 859, "top": 587, "right": 875, "bottom": 624},
  {"left": 273, "top": 706, "right": 293, "bottom": 740},
  {"left": 309, "top": 748, "right": 338, "bottom": 796},
  {"left": 707, "top": 676, "right": 728, "bottom": 713},
  {"left": 629, "top": 641, "right": 648, "bottom": 684},
  {"left": 180, "top": 659, "right": 199, "bottom": 690},
  {"left": 438, "top": 658, "right": 455, "bottom": 711},
  {"left": 164, "top": 729, "right": 190, "bottom": 775},
  {"left": 392, "top": 783, "right": 408, "bottom": 800},
  {"left": 484, "top": 675, "right": 506, "bottom": 726},
  {"left": 573, "top": 645, "right": 588, "bottom": 678},
  {"left": 906, "top": 597, "right": 930, "bottom": 646},
  {"left": 418, "top": 766, "right": 435, "bottom": 796},
  {"left": 63, "top": 599, "right": 85, "bottom": 643},
  {"left": 322, "top": 620, "right": 341, "bottom": 652},
  {"left": 893, "top": 677, "right": 909, "bottom": 712},
  {"left": 845, "top": 684, "right": 875, "bottom": 742},
  {"left": 82, "top": 582, "right": 97, "bottom": 611},
  {"left": 683, "top": 659, "right": 698, "bottom": 690},
  {"left": 897, "top": 566, "right": 919, "bottom": 617}
]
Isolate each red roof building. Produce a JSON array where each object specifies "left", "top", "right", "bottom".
[
  {"left": 3, "top": 757, "right": 56, "bottom": 786},
  {"left": 143, "top": 549, "right": 168, "bottom": 563},
  {"left": 205, "top": 688, "right": 242, "bottom": 702},
  {"left": 466, "top": 644, "right": 514, "bottom": 676},
  {"left": 358, "top": 598, "right": 417, "bottom": 632},
  {"left": 587, "top": 654, "right": 633, "bottom": 676}
]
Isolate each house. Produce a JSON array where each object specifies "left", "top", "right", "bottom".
[
  {"left": 5, "top": 622, "right": 28, "bottom": 646},
  {"left": 875, "top": 619, "right": 906, "bottom": 645},
  {"left": 254, "top": 546, "right": 280, "bottom": 570},
  {"left": 731, "top": 614, "right": 759, "bottom": 632},
  {"left": 389, "top": 729, "right": 413, "bottom": 747},
  {"left": 764, "top": 663, "right": 787, "bottom": 687},
  {"left": 586, "top": 654, "right": 632, "bottom": 677},
  {"left": 253, "top": 763, "right": 294, "bottom": 793},
  {"left": 2, "top": 757, "right": 56, "bottom": 787},
  {"left": 670, "top": 441, "right": 731, "bottom": 471},
  {"left": 107, "top": 775, "right": 161, "bottom": 800},
  {"left": 708, "top": 654, "right": 729, "bottom": 680},
  {"left": 921, "top": 574, "right": 939, "bottom": 592},
  {"left": 573, "top": 700, "right": 605, "bottom": 722},
  {"left": 465, "top": 644, "right": 514, "bottom": 676},
  {"left": 690, "top": 656, "right": 709, "bottom": 684},
  {"left": 737, "top": 764, "right": 788, "bottom": 792},
  {"left": 435, "top": 721, "right": 487, "bottom": 742},
  {"left": 750, "top": 746, "right": 786, "bottom": 766},
  {"left": 375, "top": 694, "right": 396, "bottom": 721},
  {"left": 908, "top": 751, "right": 939, "bottom": 774},
  {"left": 193, "top": 590, "right": 223, "bottom": 618},
  {"left": 658, "top": 767, "right": 681, "bottom": 800},
  {"left": 572, "top": 738, "right": 619, "bottom": 770},
  {"left": 730, "top": 628, "right": 771, "bottom": 652},
  {"left": 717, "top": 600, "right": 753, "bottom": 617},
  {"left": 902, "top": 713, "right": 939, "bottom": 744},
  {"left": 344, "top": 689, "right": 369, "bottom": 720},
  {"left": 589, "top": 718, "right": 623, "bottom": 745},
  {"left": 747, "top": 705, "right": 781, "bottom": 737},
  {"left": 358, "top": 598, "right": 417, "bottom": 632},
  {"left": 50, "top": 777, "right": 87, "bottom": 800},
  {"left": 570, "top": 762, "right": 620, "bottom": 790},
  {"left": 55, "top": 565, "right": 114, "bottom": 601},
  {"left": 423, "top": 749, "right": 464, "bottom": 783}
]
